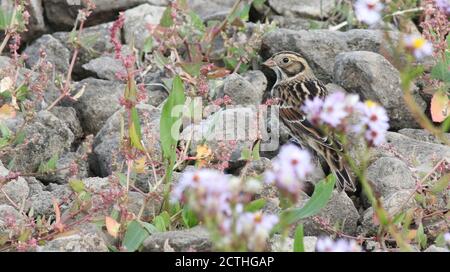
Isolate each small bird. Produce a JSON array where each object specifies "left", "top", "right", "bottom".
[{"left": 262, "top": 51, "right": 355, "bottom": 191}]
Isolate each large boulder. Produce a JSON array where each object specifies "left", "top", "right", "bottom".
[{"left": 334, "top": 51, "right": 426, "bottom": 129}]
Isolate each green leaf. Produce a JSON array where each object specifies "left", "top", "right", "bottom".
[
  {"left": 415, "top": 223, "right": 427, "bottom": 250},
  {"left": 13, "top": 131, "right": 25, "bottom": 145},
  {"left": 240, "top": 147, "right": 252, "bottom": 161},
  {"left": 117, "top": 172, "right": 127, "bottom": 187},
  {"left": 141, "top": 222, "right": 159, "bottom": 234},
  {"left": 38, "top": 154, "right": 58, "bottom": 174},
  {"left": 123, "top": 220, "right": 149, "bottom": 252},
  {"left": 253, "top": 0, "right": 266, "bottom": 9},
  {"left": 16, "top": 85, "right": 29, "bottom": 101},
  {"left": 0, "top": 122, "right": 11, "bottom": 139},
  {"left": 251, "top": 140, "right": 261, "bottom": 160},
  {"left": 431, "top": 174, "right": 450, "bottom": 194},
  {"left": 282, "top": 175, "right": 336, "bottom": 224},
  {"left": 69, "top": 180, "right": 85, "bottom": 193},
  {"left": 238, "top": 4, "right": 251, "bottom": 21},
  {"left": 152, "top": 211, "right": 171, "bottom": 232},
  {"left": 180, "top": 62, "right": 202, "bottom": 77},
  {"left": 293, "top": 224, "right": 304, "bottom": 252},
  {"left": 142, "top": 36, "right": 154, "bottom": 54},
  {"left": 431, "top": 60, "right": 450, "bottom": 83},
  {"left": 160, "top": 6, "right": 174, "bottom": 27},
  {"left": 189, "top": 11, "right": 205, "bottom": 31},
  {"left": 182, "top": 206, "right": 198, "bottom": 228},
  {"left": 130, "top": 107, "right": 145, "bottom": 151},
  {"left": 244, "top": 198, "right": 266, "bottom": 212},
  {"left": 160, "top": 76, "right": 186, "bottom": 160}
]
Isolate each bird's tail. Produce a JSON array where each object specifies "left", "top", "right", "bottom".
[{"left": 320, "top": 145, "right": 356, "bottom": 192}]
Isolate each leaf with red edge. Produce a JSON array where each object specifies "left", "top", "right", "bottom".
[{"left": 431, "top": 91, "right": 450, "bottom": 123}]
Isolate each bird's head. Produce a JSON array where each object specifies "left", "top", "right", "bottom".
[{"left": 262, "top": 51, "right": 314, "bottom": 81}]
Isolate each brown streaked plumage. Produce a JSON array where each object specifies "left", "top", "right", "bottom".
[{"left": 263, "top": 51, "right": 355, "bottom": 191}]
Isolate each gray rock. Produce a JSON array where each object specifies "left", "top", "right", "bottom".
[
  {"left": 180, "top": 106, "right": 265, "bottom": 162},
  {"left": 92, "top": 104, "right": 161, "bottom": 178},
  {"left": 269, "top": 0, "right": 335, "bottom": 19},
  {"left": 127, "top": 191, "right": 162, "bottom": 221},
  {"left": 43, "top": 0, "right": 167, "bottom": 30},
  {"left": 366, "top": 157, "right": 416, "bottom": 199},
  {"left": 187, "top": 0, "right": 236, "bottom": 19},
  {"left": 361, "top": 189, "right": 416, "bottom": 235},
  {"left": 82, "top": 56, "right": 125, "bottom": 81},
  {"left": 220, "top": 73, "right": 264, "bottom": 105},
  {"left": 242, "top": 70, "right": 268, "bottom": 99},
  {"left": 374, "top": 132, "right": 450, "bottom": 174},
  {"left": 269, "top": 234, "right": 317, "bottom": 252},
  {"left": 246, "top": 157, "right": 272, "bottom": 177},
  {"left": 26, "top": 177, "right": 55, "bottom": 216},
  {"left": 0, "top": 177, "right": 29, "bottom": 207},
  {"left": 0, "top": 204, "right": 23, "bottom": 231},
  {"left": 38, "top": 224, "right": 108, "bottom": 252},
  {"left": 3, "top": 111, "right": 74, "bottom": 173},
  {"left": 70, "top": 78, "right": 124, "bottom": 135},
  {"left": 270, "top": 15, "right": 326, "bottom": 31},
  {"left": 142, "top": 226, "right": 212, "bottom": 252},
  {"left": 424, "top": 245, "right": 448, "bottom": 252},
  {"left": 299, "top": 191, "right": 359, "bottom": 236},
  {"left": 50, "top": 106, "right": 83, "bottom": 139},
  {"left": 334, "top": 51, "right": 426, "bottom": 129},
  {"left": 37, "top": 151, "right": 89, "bottom": 184},
  {"left": 24, "top": 34, "right": 71, "bottom": 76},
  {"left": 53, "top": 22, "right": 119, "bottom": 77},
  {"left": 123, "top": 4, "right": 166, "bottom": 50},
  {"left": 261, "top": 29, "right": 348, "bottom": 82},
  {"left": 398, "top": 128, "right": 450, "bottom": 145}
]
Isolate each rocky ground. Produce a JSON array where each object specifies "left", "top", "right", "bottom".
[{"left": 0, "top": 0, "right": 449, "bottom": 252}]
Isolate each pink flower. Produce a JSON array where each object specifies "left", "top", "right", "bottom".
[
  {"left": 360, "top": 101, "right": 389, "bottom": 146},
  {"left": 235, "top": 212, "right": 279, "bottom": 251},
  {"left": 302, "top": 97, "right": 323, "bottom": 125}
]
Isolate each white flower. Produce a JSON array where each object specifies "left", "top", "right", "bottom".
[
  {"left": 404, "top": 34, "right": 433, "bottom": 59},
  {"left": 444, "top": 232, "right": 450, "bottom": 245},
  {"left": 320, "top": 92, "right": 348, "bottom": 127},
  {"left": 236, "top": 212, "right": 278, "bottom": 251},
  {"left": 360, "top": 101, "right": 389, "bottom": 146},
  {"left": 354, "top": 0, "right": 384, "bottom": 25},
  {"left": 316, "top": 237, "right": 362, "bottom": 252},
  {"left": 302, "top": 96, "right": 324, "bottom": 125},
  {"left": 265, "top": 144, "right": 314, "bottom": 202}
]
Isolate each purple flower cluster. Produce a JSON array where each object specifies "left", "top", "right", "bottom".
[
  {"left": 302, "top": 92, "right": 390, "bottom": 147},
  {"left": 316, "top": 237, "right": 362, "bottom": 252},
  {"left": 435, "top": 0, "right": 450, "bottom": 13},
  {"left": 171, "top": 169, "right": 278, "bottom": 251},
  {"left": 265, "top": 144, "right": 314, "bottom": 202}
]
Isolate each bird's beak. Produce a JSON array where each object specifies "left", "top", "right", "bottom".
[{"left": 262, "top": 58, "right": 276, "bottom": 68}]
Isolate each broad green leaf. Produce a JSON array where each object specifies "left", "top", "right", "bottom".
[
  {"left": 189, "top": 11, "right": 205, "bottom": 31},
  {"left": 415, "top": 223, "right": 427, "bottom": 250},
  {"left": 182, "top": 206, "right": 198, "bottom": 228},
  {"left": 180, "top": 62, "right": 202, "bottom": 77},
  {"left": 69, "top": 179, "right": 85, "bottom": 193},
  {"left": 13, "top": 130, "right": 25, "bottom": 145},
  {"left": 244, "top": 198, "right": 266, "bottom": 212},
  {"left": 0, "top": 122, "right": 11, "bottom": 139},
  {"left": 293, "top": 224, "right": 304, "bottom": 252},
  {"left": 130, "top": 107, "right": 145, "bottom": 151},
  {"left": 240, "top": 147, "right": 252, "bottom": 161},
  {"left": 251, "top": 140, "right": 261, "bottom": 160},
  {"left": 152, "top": 211, "right": 171, "bottom": 232},
  {"left": 160, "top": 6, "right": 174, "bottom": 27},
  {"left": 282, "top": 175, "right": 336, "bottom": 224},
  {"left": 431, "top": 59, "right": 450, "bottom": 83},
  {"left": 16, "top": 85, "right": 28, "bottom": 101},
  {"left": 141, "top": 222, "right": 159, "bottom": 234},
  {"left": 160, "top": 76, "right": 186, "bottom": 160},
  {"left": 238, "top": 4, "right": 251, "bottom": 21},
  {"left": 123, "top": 220, "right": 149, "bottom": 252},
  {"left": 142, "top": 36, "right": 154, "bottom": 54},
  {"left": 253, "top": 0, "right": 266, "bottom": 9}
]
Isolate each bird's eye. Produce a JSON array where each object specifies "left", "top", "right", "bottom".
[{"left": 282, "top": 57, "right": 290, "bottom": 63}]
